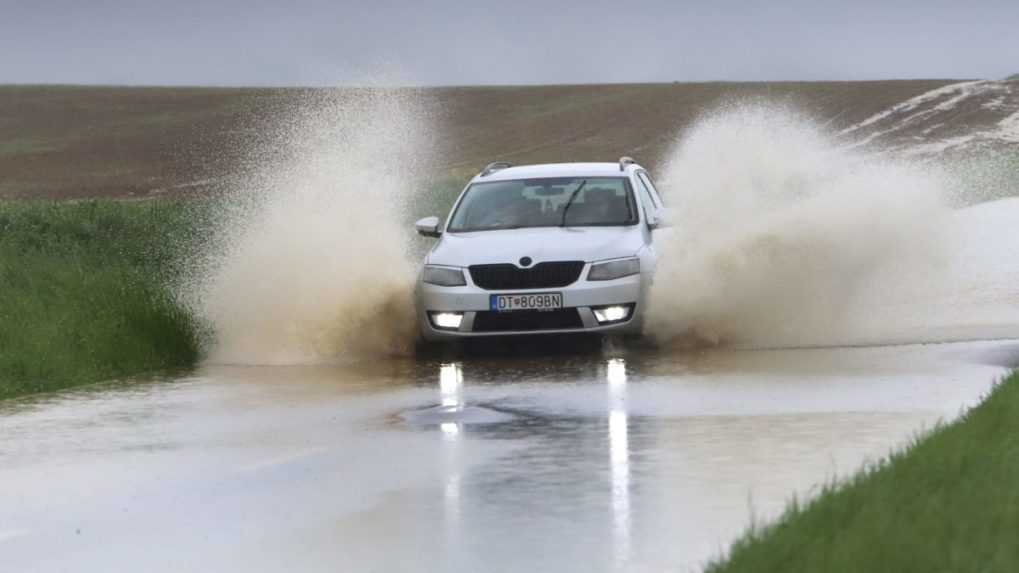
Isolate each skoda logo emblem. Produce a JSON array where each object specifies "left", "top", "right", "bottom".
[{"left": 519, "top": 256, "right": 533, "bottom": 267}]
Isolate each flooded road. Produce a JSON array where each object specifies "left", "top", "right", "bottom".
[{"left": 2, "top": 340, "right": 1017, "bottom": 572}]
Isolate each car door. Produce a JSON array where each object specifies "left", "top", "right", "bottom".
[{"left": 630, "top": 172, "right": 662, "bottom": 280}]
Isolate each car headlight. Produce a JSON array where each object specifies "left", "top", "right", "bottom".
[
  {"left": 429, "top": 312, "right": 464, "bottom": 330},
  {"left": 587, "top": 257, "right": 640, "bottom": 281},
  {"left": 422, "top": 265, "right": 467, "bottom": 287},
  {"left": 592, "top": 304, "right": 634, "bottom": 324}
]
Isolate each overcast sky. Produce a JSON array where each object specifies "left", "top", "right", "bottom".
[{"left": 2, "top": 0, "right": 1017, "bottom": 86}]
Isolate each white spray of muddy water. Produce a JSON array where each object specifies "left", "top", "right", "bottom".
[
  {"left": 189, "top": 93, "right": 1017, "bottom": 361},
  {"left": 193, "top": 89, "right": 430, "bottom": 364},
  {"left": 646, "top": 104, "right": 954, "bottom": 348}
]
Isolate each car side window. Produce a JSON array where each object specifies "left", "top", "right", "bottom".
[
  {"left": 637, "top": 171, "right": 664, "bottom": 207},
  {"left": 632, "top": 176, "right": 657, "bottom": 221}
]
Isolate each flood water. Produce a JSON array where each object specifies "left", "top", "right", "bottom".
[{"left": 2, "top": 339, "right": 1016, "bottom": 572}]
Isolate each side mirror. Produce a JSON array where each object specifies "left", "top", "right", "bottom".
[
  {"left": 647, "top": 207, "right": 672, "bottom": 230},
  {"left": 415, "top": 216, "right": 442, "bottom": 238}
]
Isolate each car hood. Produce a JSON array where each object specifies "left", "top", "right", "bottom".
[{"left": 427, "top": 226, "right": 645, "bottom": 267}]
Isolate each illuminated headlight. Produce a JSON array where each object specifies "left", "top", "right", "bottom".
[
  {"left": 592, "top": 304, "right": 633, "bottom": 324},
  {"left": 587, "top": 257, "right": 640, "bottom": 281},
  {"left": 429, "top": 312, "right": 464, "bottom": 330},
  {"left": 422, "top": 265, "right": 466, "bottom": 286}
]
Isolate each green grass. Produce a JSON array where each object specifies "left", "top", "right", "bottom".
[
  {"left": 707, "top": 371, "right": 1019, "bottom": 573},
  {"left": 0, "top": 200, "right": 208, "bottom": 399}
]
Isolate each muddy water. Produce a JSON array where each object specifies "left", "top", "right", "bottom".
[{"left": 1, "top": 340, "right": 1016, "bottom": 572}]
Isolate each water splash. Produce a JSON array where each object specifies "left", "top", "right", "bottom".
[
  {"left": 646, "top": 103, "right": 951, "bottom": 348},
  {"left": 191, "top": 88, "right": 432, "bottom": 364}
]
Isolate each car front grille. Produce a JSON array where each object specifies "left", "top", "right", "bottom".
[
  {"left": 472, "top": 309, "right": 583, "bottom": 332},
  {"left": 468, "top": 261, "right": 585, "bottom": 290}
]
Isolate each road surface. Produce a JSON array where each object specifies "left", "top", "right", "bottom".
[{"left": 2, "top": 339, "right": 1016, "bottom": 572}]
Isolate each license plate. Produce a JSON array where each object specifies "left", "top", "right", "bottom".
[{"left": 490, "top": 292, "right": 563, "bottom": 312}]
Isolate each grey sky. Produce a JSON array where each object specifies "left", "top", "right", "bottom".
[{"left": 2, "top": 0, "right": 1017, "bottom": 86}]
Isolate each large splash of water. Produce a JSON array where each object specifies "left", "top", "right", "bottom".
[
  {"left": 192, "top": 89, "right": 430, "bottom": 364},
  {"left": 188, "top": 91, "right": 1017, "bottom": 362},
  {"left": 646, "top": 103, "right": 953, "bottom": 348}
]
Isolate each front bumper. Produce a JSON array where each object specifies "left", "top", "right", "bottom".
[{"left": 416, "top": 269, "right": 646, "bottom": 340}]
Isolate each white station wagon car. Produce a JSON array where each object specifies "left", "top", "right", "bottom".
[{"left": 414, "top": 158, "right": 667, "bottom": 340}]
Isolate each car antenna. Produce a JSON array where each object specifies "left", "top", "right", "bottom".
[{"left": 560, "top": 180, "right": 587, "bottom": 227}]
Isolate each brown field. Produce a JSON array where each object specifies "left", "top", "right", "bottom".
[{"left": 0, "top": 80, "right": 979, "bottom": 199}]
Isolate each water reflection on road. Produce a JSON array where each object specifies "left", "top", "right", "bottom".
[
  {"left": 606, "top": 358, "right": 631, "bottom": 568},
  {"left": 1, "top": 340, "right": 1016, "bottom": 572}
]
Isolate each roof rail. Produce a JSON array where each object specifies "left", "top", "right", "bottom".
[
  {"left": 480, "top": 161, "right": 513, "bottom": 177},
  {"left": 618, "top": 156, "right": 636, "bottom": 172}
]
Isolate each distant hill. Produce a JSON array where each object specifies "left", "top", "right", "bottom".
[
  {"left": 1008, "top": 73, "right": 1019, "bottom": 81},
  {"left": 836, "top": 79, "right": 1019, "bottom": 156},
  {"left": 1, "top": 79, "right": 1015, "bottom": 200}
]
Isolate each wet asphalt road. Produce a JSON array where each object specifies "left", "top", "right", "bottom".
[{"left": 2, "top": 340, "right": 1017, "bottom": 572}]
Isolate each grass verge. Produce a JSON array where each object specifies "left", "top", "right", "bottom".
[
  {"left": 707, "top": 371, "right": 1019, "bottom": 573},
  {"left": 0, "top": 200, "right": 206, "bottom": 399}
]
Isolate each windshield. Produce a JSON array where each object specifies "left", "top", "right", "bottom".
[{"left": 447, "top": 177, "right": 638, "bottom": 232}]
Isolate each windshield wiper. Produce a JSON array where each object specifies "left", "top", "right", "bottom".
[{"left": 559, "top": 180, "right": 587, "bottom": 227}]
